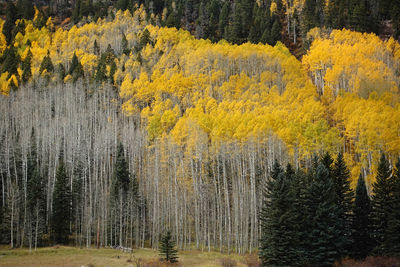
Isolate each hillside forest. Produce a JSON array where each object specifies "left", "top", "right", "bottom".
[{"left": 0, "top": 1, "right": 399, "bottom": 266}]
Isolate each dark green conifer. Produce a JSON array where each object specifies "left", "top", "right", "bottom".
[
  {"left": 302, "top": 162, "right": 344, "bottom": 266},
  {"left": 39, "top": 51, "right": 54, "bottom": 74},
  {"left": 21, "top": 49, "right": 32, "bottom": 84},
  {"left": 383, "top": 158, "right": 400, "bottom": 256},
  {"left": 371, "top": 153, "right": 393, "bottom": 255},
  {"left": 352, "top": 174, "right": 373, "bottom": 259},
  {"left": 3, "top": 2, "right": 17, "bottom": 44},
  {"left": 159, "top": 231, "right": 179, "bottom": 263},
  {"left": 51, "top": 157, "right": 71, "bottom": 244},
  {"left": 1, "top": 47, "right": 19, "bottom": 79},
  {"left": 332, "top": 152, "right": 354, "bottom": 256},
  {"left": 269, "top": 17, "right": 281, "bottom": 46},
  {"left": 121, "top": 33, "right": 130, "bottom": 55},
  {"left": 69, "top": 52, "right": 84, "bottom": 82}
]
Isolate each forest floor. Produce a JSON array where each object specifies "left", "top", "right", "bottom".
[{"left": 0, "top": 245, "right": 254, "bottom": 267}]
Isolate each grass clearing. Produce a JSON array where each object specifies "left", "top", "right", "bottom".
[{"left": 0, "top": 246, "right": 254, "bottom": 267}]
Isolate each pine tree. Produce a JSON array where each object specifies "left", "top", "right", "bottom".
[
  {"left": 121, "top": 33, "right": 130, "bottom": 55},
  {"left": 94, "top": 56, "right": 107, "bottom": 83},
  {"left": 269, "top": 17, "right": 281, "bottom": 46},
  {"left": 1, "top": 47, "right": 19, "bottom": 79},
  {"left": 21, "top": 49, "right": 32, "bottom": 84},
  {"left": 352, "top": 174, "right": 373, "bottom": 259},
  {"left": 51, "top": 158, "right": 71, "bottom": 244},
  {"left": 72, "top": 0, "right": 82, "bottom": 24},
  {"left": 159, "top": 231, "right": 178, "bottom": 263},
  {"left": 93, "top": 39, "right": 100, "bottom": 55},
  {"left": 371, "top": 153, "right": 393, "bottom": 255},
  {"left": 39, "top": 51, "right": 54, "bottom": 74},
  {"left": 139, "top": 29, "right": 151, "bottom": 50},
  {"left": 69, "top": 52, "right": 84, "bottom": 82},
  {"left": 112, "top": 143, "right": 130, "bottom": 197},
  {"left": 3, "top": 2, "right": 17, "bottom": 44},
  {"left": 218, "top": 2, "right": 229, "bottom": 39},
  {"left": 260, "top": 160, "right": 297, "bottom": 266},
  {"left": 332, "top": 152, "right": 354, "bottom": 256},
  {"left": 57, "top": 63, "right": 66, "bottom": 81},
  {"left": 302, "top": 162, "right": 344, "bottom": 266},
  {"left": 383, "top": 158, "right": 400, "bottom": 256}
]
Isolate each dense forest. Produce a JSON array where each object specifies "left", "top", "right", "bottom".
[
  {"left": 0, "top": 1, "right": 399, "bottom": 266},
  {"left": 1, "top": 0, "right": 400, "bottom": 56}
]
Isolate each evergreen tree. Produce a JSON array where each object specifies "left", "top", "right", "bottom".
[
  {"left": 218, "top": 2, "right": 229, "bottom": 40},
  {"left": 383, "top": 158, "right": 400, "bottom": 256},
  {"left": 21, "top": 49, "right": 32, "bottom": 84},
  {"left": 371, "top": 153, "right": 393, "bottom": 255},
  {"left": 121, "top": 33, "right": 130, "bottom": 55},
  {"left": 332, "top": 152, "right": 354, "bottom": 256},
  {"left": 260, "top": 160, "right": 297, "bottom": 266},
  {"left": 94, "top": 55, "right": 107, "bottom": 83},
  {"left": 159, "top": 230, "right": 179, "bottom": 263},
  {"left": 69, "top": 52, "right": 84, "bottom": 82},
  {"left": 112, "top": 143, "right": 130, "bottom": 197},
  {"left": 39, "top": 51, "right": 54, "bottom": 74},
  {"left": 3, "top": 2, "right": 17, "bottom": 44},
  {"left": 51, "top": 158, "right": 71, "bottom": 244},
  {"left": 57, "top": 63, "right": 66, "bottom": 81},
  {"left": 139, "top": 29, "right": 151, "bottom": 50},
  {"left": 352, "top": 174, "right": 373, "bottom": 259},
  {"left": 17, "top": 0, "right": 35, "bottom": 20},
  {"left": 72, "top": 0, "right": 82, "bottom": 24},
  {"left": 269, "top": 17, "right": 281, "bottom": 46},
  {"left": 302, "top": 162, "right": 344, "bottom": 266},
  {"left": 1, "top": 47, "right": 19, "bottom": 79},
  {"left": 93, "top": 39, "right": 100, "bottom": 55}
]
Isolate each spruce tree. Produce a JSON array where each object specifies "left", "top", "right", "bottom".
[
  {"left": 332, "top": 152, "right": 354, "bottom": 256},
  {"left": 269, "top": 17, "right": 281, "bottom": 46},
  {"left": 39, "top": 51, "right": 54, "bottom": 74},
  {"left": 69, "top": 52, "right": 84, "bottom": 82},
  {"left": 371, "top": 153, "right": 393, "bottom": 255},
  {"left": 302, "top": 162, "right": 344, "bottom": 266},
  {"left": 352, "top": 174, "right": 373, "bottom": 259},
  {"left": 21, "top": 49, "right": 32, "bottom": 84},
  {"left": 1, "top": 47, "right": 19, "bottom": 79},
  {"left": 93, "top": 40, "right": 100, "bottom": 55},
  {"left": 121, "top": 33, "right": 130, "bottom": 55},
  {"left": 51, "top": 158, "right": 71, "bottom": 244},
  {"left": 383, "top": 158, "right": 400, "bottom": 256},
  {"left": 260, "top": 160, "right": 297, "bottom": 266},
  {"left": 112, "top": 143, "right": 130, "bottom": 196},
  {"left": 159, "top": 230, "right": 178, "bottom": 263},
  {"left": 72, "top": 0, "right": 82, "bottom": 24},
  {"left": 3, "top": 2, "right": 17, "bottom": 44}
]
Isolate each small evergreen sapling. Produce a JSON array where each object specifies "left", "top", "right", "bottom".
[{"left": 159, "top": 231, "right": 178, "bottom": 263}]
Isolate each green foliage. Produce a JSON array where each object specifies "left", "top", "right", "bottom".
[
  {"left": 21, "top": 49, "right": 32, "bottom": 84},
  {"left": 121, "top": 33, "right": 130, "bottom": 55},
  {"left": 3, "top": 2, "right": 17, "bottom": 44},
  {"left": 352, "top": 174, "right": 373, "bottom": 259},
  {"left": 39, "top": 51, "right": 54, "bottom": 74},
  {"left": 259, "top": 161, "right": 298, "bottom": 266},
  {"left": 1, "top": 46, "right": 20, "bottom": 79},
  {"left": 51, "top": 158, "right": 71, "bottom": 244},
  {"left": 371, "top": 153, "right": 393, "bottom": 255},
  {"left": 93, "top": 40, "right": 100, "bottom": 56},
  {"left": 383, "top": 158, "right": 400, "bottom": 256},
  {"left": 159, "top": 231, "right": 179, "bottom": 263},
  {"left": 69, "top": 52, "right": 84, "bottom": 82},
  {"left": 332, "top": 152, "right": 354, "bottom": 256},
  {"left": 72, "top": 0, "right": 82, "bottom": 24},
  {"left": 111, "top": 143, "right": 130, "bottom": 198}
]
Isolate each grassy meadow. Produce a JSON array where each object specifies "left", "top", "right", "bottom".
[{"left": 0, "top": 245, "right": 257, "bottom": 267}]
